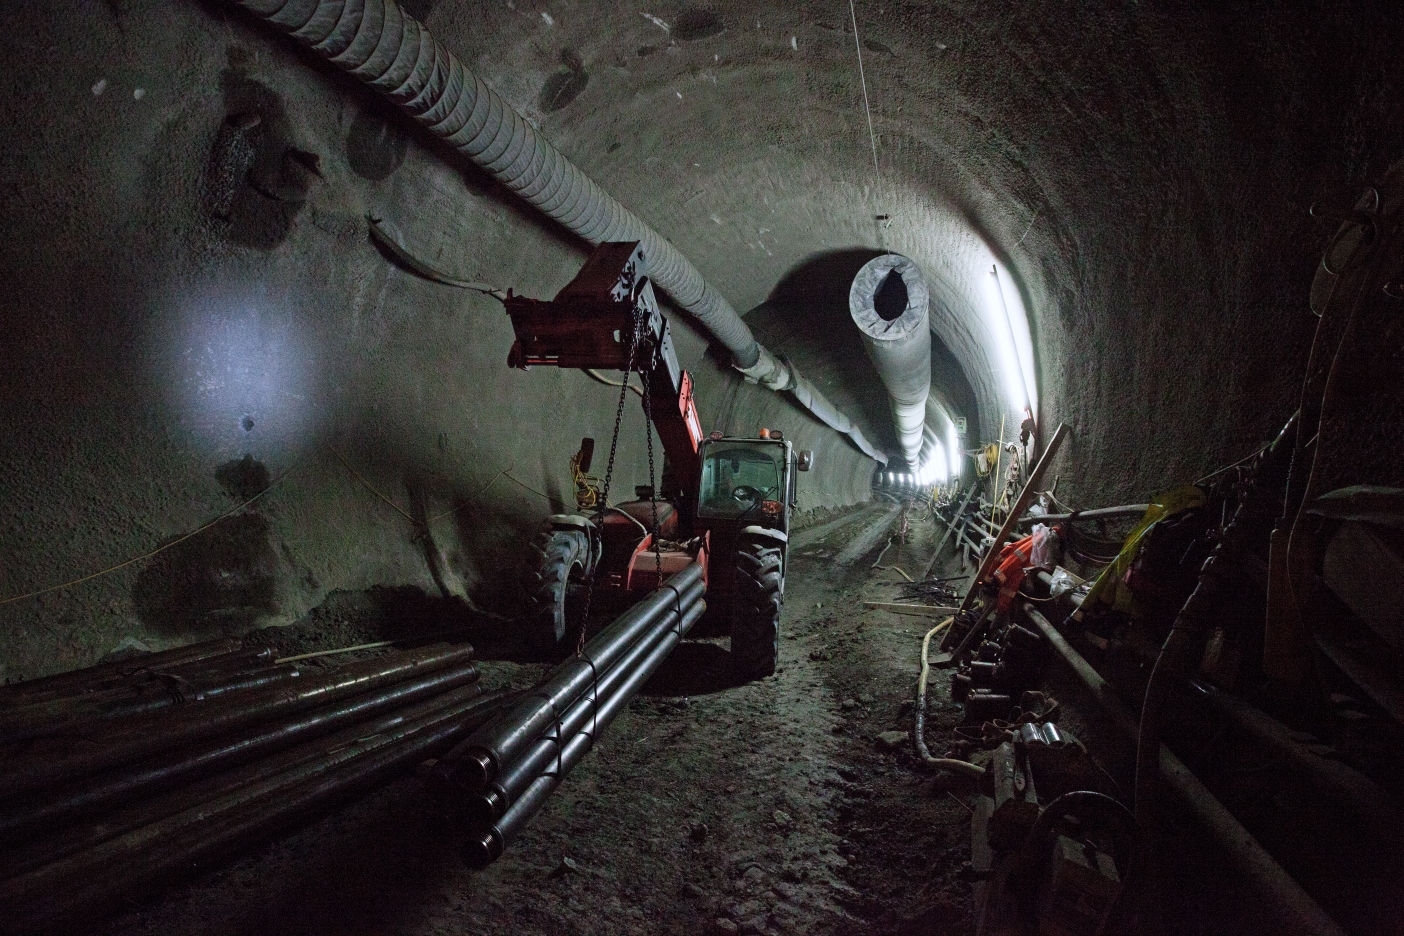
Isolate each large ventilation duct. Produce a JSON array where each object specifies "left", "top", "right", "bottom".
[
  {"left": 849, "top": 255, "right": 931, "bottom": 468},
  {"left": 223, "top": 0, "right": 887, "bottom": 464}
]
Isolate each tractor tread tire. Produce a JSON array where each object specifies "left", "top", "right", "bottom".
[
  {"left": 732, "top": 540, "right": 783, "bottom": 678},
  {"left": 526, "top": 529, "right": 589, "bottom": 650}
]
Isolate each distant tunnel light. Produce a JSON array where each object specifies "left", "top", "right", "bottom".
[
  {"left": 916, "top": 441, "right": 949, "bottom": 486},
  {"left": 947, "top": 423, "right": 961, "bottom": 478}
]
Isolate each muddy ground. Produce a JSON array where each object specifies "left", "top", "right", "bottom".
[{"left": 99, "top": 502, "right": 986, "bottom": 936}]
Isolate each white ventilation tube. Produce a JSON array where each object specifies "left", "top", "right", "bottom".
[
  {"left": 849, "top": 254, "right": 931, "bottom": 468},
  {"left": 223, "top": 0, "right": 887, "bottom": 464}
]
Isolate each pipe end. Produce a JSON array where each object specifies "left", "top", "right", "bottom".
[
  {"left": 466, "top": 788, "right": 506, "bottom": 831},
  {"left": 462, "top": 829, "right": 505, "bottom": 869},
  {"left": 455, "top": 748, "right": 496, "bottom": 793}
]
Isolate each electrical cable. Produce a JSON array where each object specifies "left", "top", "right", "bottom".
[
  {"left": 366, "top": 216, "right": 507, "bottom": 300},
  {"left": 847, "top": 0, "right": 883, "bottom": 206},
  {"left": 584, "top": 369, "right": 644, "bottom": 398}
]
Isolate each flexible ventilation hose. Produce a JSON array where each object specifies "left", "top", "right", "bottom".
[{"left": 224, "top": 0, "right": 887, "bottom": 464}]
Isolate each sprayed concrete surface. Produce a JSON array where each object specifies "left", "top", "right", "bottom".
[{"left": 4, "top": 1, "right": 1404, "bottom": 678}]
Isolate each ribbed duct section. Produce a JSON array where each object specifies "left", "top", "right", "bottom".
[
  {"left": 223, "top": 0, "right": 886, "bottom": 464},
  {"left": 849, "top": 254, "right": 931, "bottom": 467}
]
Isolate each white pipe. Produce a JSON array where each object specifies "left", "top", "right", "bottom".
[{"left": 849, "top": 254, "right": 931, "bottom": 467}]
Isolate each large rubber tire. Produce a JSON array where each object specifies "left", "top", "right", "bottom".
[
  {"left": 732, "top": 540, "right": 783, "bottom": 678},
  {"left": 526, "top": 529, "right": 589, "bottom": 650}
]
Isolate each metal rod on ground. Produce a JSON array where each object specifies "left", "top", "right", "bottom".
[
  {"left": 1022, "top": 604, "right": 1347, "bottom": 936},
  {"left": 464, "top": 600, "right": 706, "bottom": 868},
  {"left": 439, "top": 574, "right": 702, "bottom": 783},
  {"left": 862, "top": 601, "right": 960, "bottom": 617},
  {"left": 0, "top": 679, "right": 490, "bottom": 880},
  {"left": 955, "top": 423, "right": 1069, "bottom": 616},
  {"left": 0, "top": 643, "right": 478, "bottom": 801},
  {"left": 0, "top": 682, "right": 491, "bottom": 881},
  {"left": 922, "top": 483, "right": 979, "bottom": 580},
  {"left": 0, "top": 638, "right": 244, "bottom": 706},
  {"left": 0, "top": 659, "right": 484, "bottom": 842},
  {"left": 459, "top": 597, "right": 705, "bottom": 829},
  {"left": 0, "top": 662, "right": 306, "bottom": 746},
  {"left": 2, "top": 689, "right": 512, "bottom": 934},
  {"left": 1016, "top": 504, "right": 1150, "bottom": 526},
  {"left": 445, "top": 564, "right": 704, "bottom": 791}
]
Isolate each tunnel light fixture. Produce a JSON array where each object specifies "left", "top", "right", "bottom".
[{"left": 985, "top": 264, "right": 1038, "bottom": 417}]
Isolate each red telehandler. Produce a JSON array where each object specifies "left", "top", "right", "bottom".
[{"left": 504, "top": 242, "right": 811, "bottom": 677}]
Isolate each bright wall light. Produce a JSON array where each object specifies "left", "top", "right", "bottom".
[{"left": 981, "top": 264, "right": 1038, "bottom": 415}]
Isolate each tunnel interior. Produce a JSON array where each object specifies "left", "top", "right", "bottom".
[{"left": 1, "top": 1, "right": 1403, "bottom": 934}]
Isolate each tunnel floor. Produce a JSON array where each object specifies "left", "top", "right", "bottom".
[
  {"left": 94, "top": 504, "right": 982, "bottom": 936},
  {"left": 74, "top": 501, "right": 1366, "bottom": 936}
]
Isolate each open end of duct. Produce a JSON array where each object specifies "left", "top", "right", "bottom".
[{"left": 849, "top": 254, "right": 932, "bottom": 468}]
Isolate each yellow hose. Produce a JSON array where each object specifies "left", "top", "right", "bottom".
[{"left": 914, "top": 615, "right": 987, "bottom": 778}]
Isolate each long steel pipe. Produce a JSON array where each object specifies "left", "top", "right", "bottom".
[
  {"left": 1193, "top": 680, "right": 1404, "bottom": 843},
  {"left": 444, "top": 565, "right": 703, "bottom": 791},
  {"left": 2, "top": 688, "right": 511, "bottom": 934},
  {"left": 1023, "top": 604, "right": 1347, "bottom": 936},
  {"left": 849, "top": 254, "right": 931, "bottom": 467},
  {"left": 0, "top": 643, "right": 477, "bottom": 801},
  {"left": 0, "top": 679, "right": 489, "bottom": 880},
  {"left": 454, "top": 586, "right": 704, "bottom": 826},
  {"left": 465, "top": 599, "right": 706, "bottom": 868},
  {"left": 221, "top": 0, "right": 886, "bottom": 464},
  {"left": 0, "top": 662, "right": 305, "bottom": 746},
  {"left": 0, "top": 659, "right": 482, "bottom": 842},
  {"left": 0, "top": 637, "right": 244, "bottom": 706}
]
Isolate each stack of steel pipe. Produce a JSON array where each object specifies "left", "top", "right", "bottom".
[
  {"left": 426, "top": 563, "right": 706, "bottom": 868},
  {"left": 0, "top": 637, "right": 510, "bottom": 933}
]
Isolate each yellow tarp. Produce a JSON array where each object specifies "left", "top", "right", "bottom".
[{"left": 1076, "top": 485, "right": 1206, "bottom": 617}]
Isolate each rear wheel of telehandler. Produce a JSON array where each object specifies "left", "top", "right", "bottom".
[
  {"left": 527, "top": 529, "right": 590, "bottom": 651},
  {"left": 732, "top": 539, "right": 782, "bottom": 678}
]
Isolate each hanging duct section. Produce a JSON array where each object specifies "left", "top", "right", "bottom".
[
  {"left": 222, "top": 0, "right": 886, "bottom": 465},
  {"left": 849, "top": 255, "right": 931, "bottom": 468}
]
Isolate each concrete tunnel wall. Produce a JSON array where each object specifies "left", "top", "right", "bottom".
[{"left": 3, "top": 0, "right": 1403, "bottom": 679}]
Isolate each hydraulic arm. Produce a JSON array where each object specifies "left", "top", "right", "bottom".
[{"left": 504, "top": 242, "right": 704, "bottom": 499}]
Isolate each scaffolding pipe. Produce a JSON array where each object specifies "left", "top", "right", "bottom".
[
  {"left": 1023, "top": 604, "right": 1347, "bottom": 936},
  {"left": 222, "top": 0, "right": 887, "bottom": 464}
]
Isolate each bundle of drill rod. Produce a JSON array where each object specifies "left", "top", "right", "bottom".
[
  {"left": 0, "top": 634, "right": 508, "bottom": 933},
  {"left": 427, "top": 562, "right": 706, "bottom": 867}
]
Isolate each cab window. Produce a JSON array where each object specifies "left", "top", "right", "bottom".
[{"left": 698, "top": 443, "right": 783, "bottom": 518}]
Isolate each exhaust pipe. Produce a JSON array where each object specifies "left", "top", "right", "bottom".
[{"left": 849, "top": 254, "right": 931, "bottom": 468}]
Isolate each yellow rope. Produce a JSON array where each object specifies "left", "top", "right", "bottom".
[
  {"left": 1, "top": 450, "right": 558, "bottom": 610},
  {"left": 917, "top": 616, "right": 955, "bottom": 705},
  {"left": 0, "top": 461, "right": 301, "bottom": 607}
]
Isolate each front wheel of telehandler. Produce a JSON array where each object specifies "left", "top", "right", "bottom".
[
  {"left": 731, "top": 539, "right": 782, "bottom": 678},
  {"left": 526, "top": 529, "right": 590, "bottom": 652}
]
